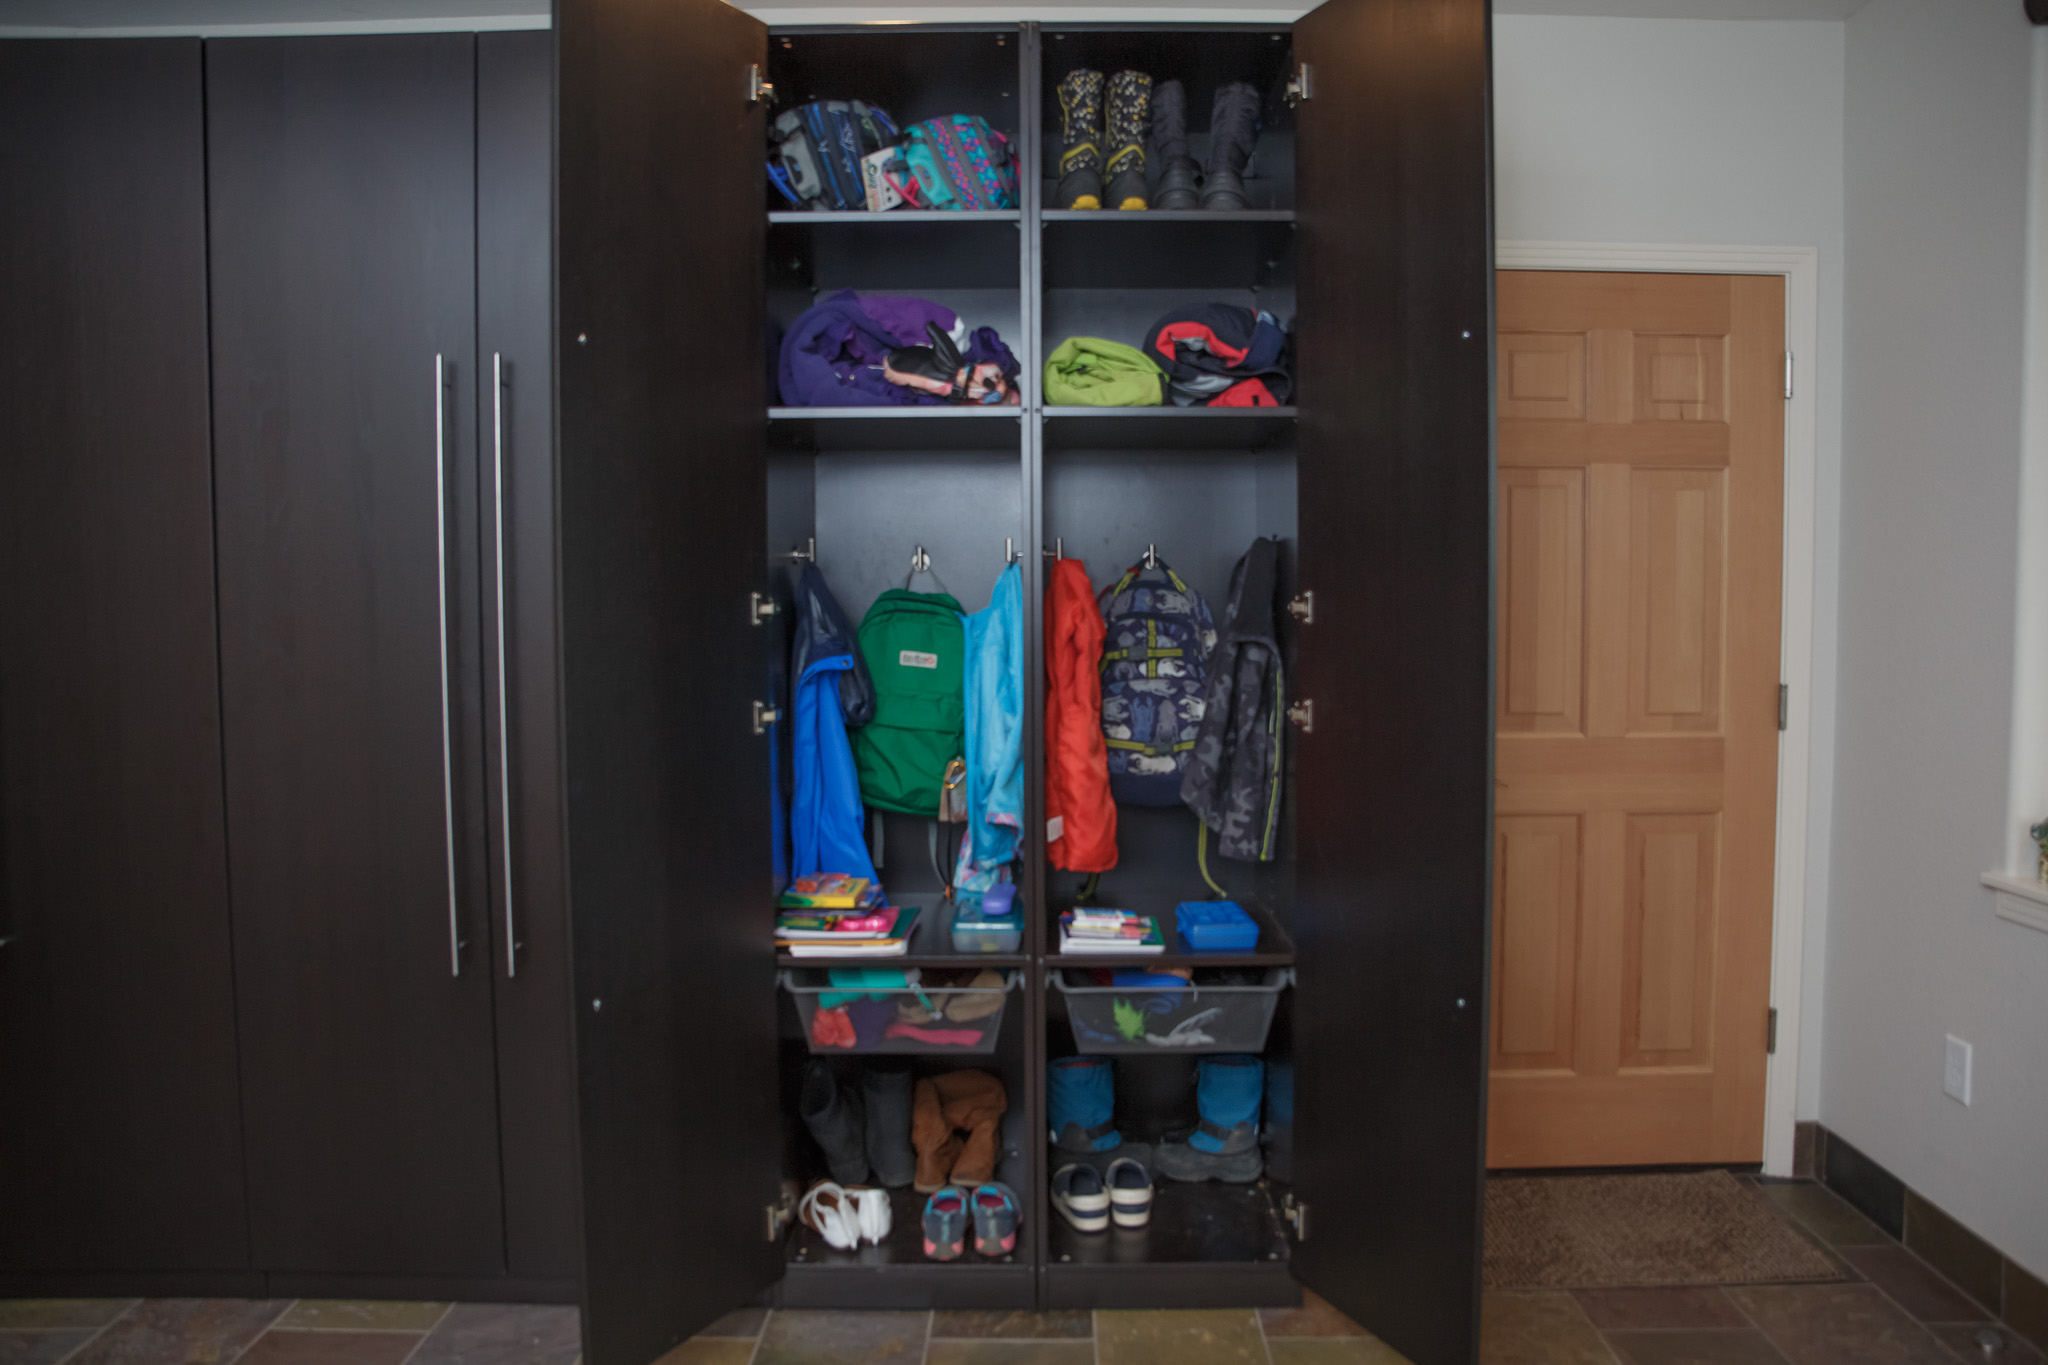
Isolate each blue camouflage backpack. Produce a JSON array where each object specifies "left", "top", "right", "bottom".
[
  {"left": 901, "top": 115, "right": 1019, "bottom": 211},
  {"left": 1098, "top": 558, "right": 1216, "bottom": 806}
]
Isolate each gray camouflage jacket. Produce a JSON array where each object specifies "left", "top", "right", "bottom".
[{"left": 1180, "top": 536, "right": 1284, "bottom": 862}]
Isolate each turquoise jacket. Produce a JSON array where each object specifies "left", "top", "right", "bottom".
[{"left": 955, "top": 562, "right": 1023, "bottom": 900}]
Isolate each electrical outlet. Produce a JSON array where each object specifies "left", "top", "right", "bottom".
[{"left": 1945, "top": 1034, "right": 1973, "bottom": 1106}]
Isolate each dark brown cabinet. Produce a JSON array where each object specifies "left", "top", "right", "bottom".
[{"left": 0, "top": 38, "right": 251, "bottom": 1285}]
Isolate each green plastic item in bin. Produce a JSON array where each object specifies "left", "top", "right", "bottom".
[
  {"left": 821, "top": 967, "right": 931, "bottom": 1012},
  {"left": 1043, "top": 336, "right": 1167, "bottom": 408}
]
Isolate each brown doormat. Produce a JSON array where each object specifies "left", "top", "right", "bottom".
[{"left": 1484, "top": 1170, "right": 1844, "bottom": 1290}]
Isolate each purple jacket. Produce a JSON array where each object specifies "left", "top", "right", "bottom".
[{"left": 778, "top": 290, "right": 1018, "bottom": 407}]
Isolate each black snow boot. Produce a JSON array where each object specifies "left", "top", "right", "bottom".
[
  {"left": 1055, "top": 68, "right": 1105, "bottom": 210},
  {"left": 1202, "top": 82, "right": 1262, "bottom": 212},
  {"left": 1149, "top": 79, "right": 1201, "bottom": 210},
  {"left": 1104, "top": 70, "right": 1152, "bottom": 211},
  {"left": 800, "top": 1061, "right": 869, "bottom": 1186},
  {"left": 862, "top": 1064, "right": 916, "bottom": 1189}
]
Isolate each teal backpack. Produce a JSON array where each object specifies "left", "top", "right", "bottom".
[
  {"left": 852, "top": 587, "right": 966, "bottom": 816},
  {"left": 901, "top": 116, "right": 1018, "bottom": 212}
]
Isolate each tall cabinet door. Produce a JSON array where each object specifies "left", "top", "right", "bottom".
[
  {"left": 479, "top": 29, "right": 581, "bottom": 1285},
  {"left": 208, "top": 34, "right": 505, "bottom": 1277},
  {"left": 0, "top": 38, "right": 250, "bottom": 1276},
  {"left": 556, "top": 0, "right": 779, "bottom": 1359},
  {"left": 1289, "top": 1, "right": 1495, "bottom": 1363}
]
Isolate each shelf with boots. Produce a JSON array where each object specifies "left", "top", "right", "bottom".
[{"left": 1039, "top": 406, "right": 1296, "bottom": 451}]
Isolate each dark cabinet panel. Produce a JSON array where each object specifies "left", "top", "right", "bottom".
[
  {"left": 557, "top": 0, "right": 780, "bottom": 1357},
  {"left": 207, "top": 33, "right": 505, "bottom": 1276},
  {"left": 1290, "top": 1, "right": 1495, "bottom": 1363},
  {"left": 0, "top": 37, "right": 249, "bottom": 1274},
  {"left": 479, "top": 28, "right": 582, "bottom": 1284}
]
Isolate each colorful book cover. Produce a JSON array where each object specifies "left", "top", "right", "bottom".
[{"left": 779, "top": 874, "right": 872, "bottom": 910}]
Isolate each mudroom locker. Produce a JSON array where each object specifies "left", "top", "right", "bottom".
[{"left": 0, "top": 0, "right": 1492, "bottom": 1363}]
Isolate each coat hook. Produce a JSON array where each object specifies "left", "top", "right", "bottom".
[
  {"left": 1144, "top": 543, "right": 1159, "bottom": 569},
  {"left": 911, "top": 544, "right": 931, "bottom": 574},
  {"left": 1041, "top": 537, "right": 1063, "bottom": 561},
  {"left": 787, "top": 537, "right": 816, "bottom": 564},
  {"left": 1005, "top": 537, "right": 1017, "bottom": 564}
]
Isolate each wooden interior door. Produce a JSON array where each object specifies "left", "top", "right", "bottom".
[
  {"left": 1290, "top": 0, "right": 1494, "bottom": 1362},
  {"left": 1489, "top": 270, "right": 1784, "bottom": 1168},
  {"left": 556, "top": 0, "right": 779, "bottom": 1359}
]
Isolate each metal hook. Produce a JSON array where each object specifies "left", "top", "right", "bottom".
[
  {"left": 1144, "top": 543, "right": 1160, "bottom": 570},
  {"left": 1041, "top": 538, "right": 1064, "bottom": 561},
  {"left": 911, "top": 544, "right": 931, "bottom": 574},
  {"left": 787, "top": 537, "right": 816, "bottom": 564},
  {"left": 1005, "top": 538, "right": 1017, "bottom": 564}
]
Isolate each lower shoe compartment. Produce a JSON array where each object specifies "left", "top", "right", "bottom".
[
  {"left": 1040, "top": 1001, "right": 1298, "bottom": 1307},
  {"left": 773, "top": 999, "right": 1036, "bottom": 1308}
]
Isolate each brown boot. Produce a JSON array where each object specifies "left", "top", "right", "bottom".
[
  {"left": 932, "top": 1069, "right": 1008, "bottom": 1187},
  {"left": 912, "top": 1077, "right": 962, "bottom": 1193}
]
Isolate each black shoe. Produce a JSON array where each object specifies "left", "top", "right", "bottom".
[
  {"left": 863, "top": 1064, "right": 916, "bottom": 1189},
  {"left": 1105, "top": 70, "right": 1151, "bottom": 210},
  {"left": 1055, "top": 69, "right": 1105, "bottom": 210},
  {"left": 1202, "top": 82, "right": 1261, "bottom": 212},
  {"left": 1149, "top": 79, "right": 1201, "bottom": 210}
]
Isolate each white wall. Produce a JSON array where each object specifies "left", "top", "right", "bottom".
[
  {"left": 1493, "top": 14, "right": 1847, "bottom": 1124},
  {"left": 1830, "top": 0, "right": 2048, "bottom": 1280}
]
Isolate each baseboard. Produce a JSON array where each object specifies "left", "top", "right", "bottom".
[
  {"left": 0, "top": 1269, "right": 268, "bottom": 1299},
  {"left": 262, "top": 1272, "right": 579, "bottom": 1304},
  {"left": 1816, "top": 1124, "right": 2048, "bottom": 1354},
  {"left": 0, "top": 1269, "right": 578, "bottom": 1306}
]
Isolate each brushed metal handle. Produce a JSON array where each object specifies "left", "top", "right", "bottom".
[
  {"left": 492, "top": 353, "right": 517, "bottom": 979},
  {"left": 436, "top": 354, "right": 461, "bottom": 978}
]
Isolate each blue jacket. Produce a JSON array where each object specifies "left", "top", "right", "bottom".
[
  {"left": 953, "top": 562, "right": 1023, "bottom": 899},
  {"left": 790, "top": 564, "right": 877, "bottom": 882}
]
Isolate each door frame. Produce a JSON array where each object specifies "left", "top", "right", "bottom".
[{"left": 1493, "top": 241, "right": 1819, "bottom": 1179}]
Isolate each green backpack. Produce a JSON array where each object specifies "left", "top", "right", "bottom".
[{"left": 852, "top": 588, "right": 965, "bottom": 816}]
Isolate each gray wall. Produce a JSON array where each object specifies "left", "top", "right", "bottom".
[{"left": 1832, "top": 0, "right": 2047, "bottom": 1278}]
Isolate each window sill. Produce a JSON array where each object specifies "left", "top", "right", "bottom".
[{"left": 1980, "top": 872, "right": 2048, "bottom": 934}]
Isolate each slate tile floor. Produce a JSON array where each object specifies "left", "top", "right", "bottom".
[{"left": 1, "top": 1179, "right": 2038, "bottom": 1365}]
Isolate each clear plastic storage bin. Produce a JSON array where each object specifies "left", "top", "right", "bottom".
[
  {"left": 1050, "top": 967, "right": 1291, "bottom": 1054},
  {"left": 950, "top": 901, "right": 1023, "bottom": 954},
  {"left": 782, "top": 967, "right": 1016, "bottom": 1054}
]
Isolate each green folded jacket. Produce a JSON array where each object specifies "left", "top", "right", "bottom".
[{"left": 1043, "top": 336, "right": 1167, "bottom": 407}]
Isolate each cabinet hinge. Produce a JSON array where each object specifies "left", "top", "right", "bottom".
[
  {"left": 1285, "top": 699, "right": 1314, "bottom": 733},
  {"left": 747, "top": 64, "right": 776, "bottom": 106},
  {"left": 1785, "top": 351, "right": 1794, "bottom": 400},
  {"left": 1285, "top": 62, "right": 1313, "bottom": 107},
  {"left": 1778, "top": 683, "right": 1789, "bottom": 731},
  {"left": 765, "top": 1187, "right": 797, "bottom": 1242},
  {"left": 1767, "top": 1006, "right": 1779, "bottom": 1056},
  {"left": 752, "top": 700, "right": 782, "bottom": 735},
  {"left": 1287, "top": 590, "right": 1314, "bottom": 624},
  {"left": 750, "top": 591, "right": 779, "bottom": 625},
  {"left": 1281, "top": 1193, "right": 1309, "bottom": 1241}
]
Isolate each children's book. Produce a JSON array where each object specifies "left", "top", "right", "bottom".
[
  {"left": 775, "top": 906, "right": 903, "bottom": 941},
  {"left": 779, "top": 874, "right": 872, "bottom": 910},
  {"left": 779, "top": 904, "right": 920, "bottom": 955},
  {"left": 1058, "top": 910, "right": 1164, "bottom": 955}
]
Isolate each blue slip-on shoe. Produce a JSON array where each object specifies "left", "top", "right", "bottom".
[
  {"left": 971, "top": 1181, "right": 1021, "bottom": 1257},
  {"left": 1105, "top": 1157, "right": 1153, "bottom": 1228},
  {"left": 922, "top": 1186, "right": 969, "bottom": 1260},
  {"left": 1051, "top": 1162, "right": 1110, "bottom": 1233}
]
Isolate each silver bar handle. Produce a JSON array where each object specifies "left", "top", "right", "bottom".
[
  {"left": 436, "top": 354, "right": 461, "bottom": 978},
  {"left": 492, "top": 353, "right": 517, "bottom": 979}
]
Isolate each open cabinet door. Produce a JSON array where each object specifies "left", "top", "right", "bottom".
[
  {"left": 556, "top": 1, "right": 777, "bottom": 1362},
  {"left": 1289, "top": 1, "right": 1494, "bottom": 1363}
]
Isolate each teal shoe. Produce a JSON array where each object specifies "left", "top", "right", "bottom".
[
  {"left": 971, "top": 1181, "right": 1021, "bottom": 1257},
  {"left": 922, "top": 1186, "right": 969, "bottom": 1261}
]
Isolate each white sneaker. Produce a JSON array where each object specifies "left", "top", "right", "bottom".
[
  {"left": 1052, "top": 1163, "right": 1110, "bottom": 1233},
  {"left": 799, "top": 1181, "right": 861, "bottom": 1250},
  {"left": 845, "top": 1186, "right": 894, "bottom": 1246},
  {"left": 1105, "top": 1157, "right": 1153, "bottom": 1229}
]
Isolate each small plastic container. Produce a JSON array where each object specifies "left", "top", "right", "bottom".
[
  {"left": 782, "top": 968, "right": 1015, "bottom": 1054},
  {"left": 1050, "top": 967, "right": 1291, "bottom": 1054},
  {"left": 951, "top": 901, "right": 1024, "bottom": 954},
  {"left": 1175, "top": 900, "right": 1260, "bottom": 952}
]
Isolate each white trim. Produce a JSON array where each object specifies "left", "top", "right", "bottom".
[
  {"left": 1496, "top": 240, "right": 1822, "bottom": 1180},
  {"left": 1980, "top": 872, "right": 2048, "bottom": 935},
  {"left": 0, "top": 16, "right": 548, "bottom": 35}
]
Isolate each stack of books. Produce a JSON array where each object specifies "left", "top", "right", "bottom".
[
  {"left": 776, "top": 876, "right": 919, "bottom": 957},
  {"left": 1058, "top": 908, "right": 1165, "bottom": 956}
]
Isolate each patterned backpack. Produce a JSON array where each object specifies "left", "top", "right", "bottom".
[
  {"left": 901, "top": 116, "right": 1018, "bottom": 211},
  {"left": 1098, "top": 558, "right": 1216, "bottom": 807}
]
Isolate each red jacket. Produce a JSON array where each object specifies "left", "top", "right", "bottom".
[{"left": 1045, "top": 559, "right": 1117, "bottom": 872}]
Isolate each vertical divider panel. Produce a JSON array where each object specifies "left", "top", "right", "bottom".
[{"left": 1016, "top": 19, "right": 1049, "bottom": 1307}]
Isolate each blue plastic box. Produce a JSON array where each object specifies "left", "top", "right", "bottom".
[
  {"left": 951, "top": 902, "right": 1023, "bottom": 954},
  {"left": 1174, "top": 900, "right": 1259, "bottom": 952}
]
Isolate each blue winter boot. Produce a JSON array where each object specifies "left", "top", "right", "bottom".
[
  {"left": 1048, "top": 1057, "right": 1152, "bottom": 1171},
  {"left": 1154, "top": 1054, "right": 1263, "bottom": 1183}
]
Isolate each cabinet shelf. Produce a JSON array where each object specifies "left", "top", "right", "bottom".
[
  {"left": 1045, "top": 898, "right": 1295, "bottom": 969},
  {"left": 1041, "top": 406, "right": 1295, "bottom": 451},
  {"left": 769, "top": 406, "right": 1025, "bottom": 452},
  {"left": 770, "top": 210, "right": 1022, "bottom": 224},
  {"left": 1042, "top": 1181, "right": 1293, "bottom": 1303},
  {"left": 1041, "top": 211, "right": 1296, "bottom": 289},
  {"left": 776, "top": 894, "right": 1025, "bottom": 970}
]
